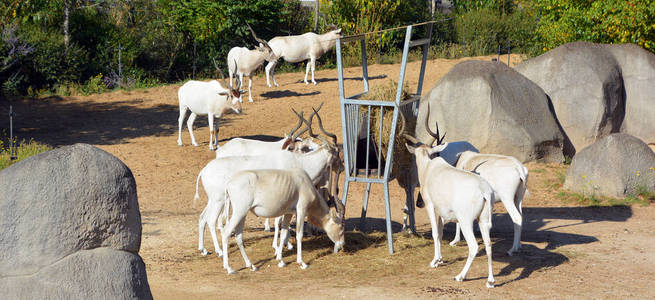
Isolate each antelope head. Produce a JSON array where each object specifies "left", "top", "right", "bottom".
[{"left": 212, "top": 57, "right": 245, "bottom": 110}]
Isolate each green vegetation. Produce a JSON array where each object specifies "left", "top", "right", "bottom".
[
  {"left": 0, "top": 138, "right": 52, "bottom": 170},
  {"left": 1, "top": 0, "right": 653, "bottom": 98}
]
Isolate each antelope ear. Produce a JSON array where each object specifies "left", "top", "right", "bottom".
[
  {"left": 428, "top": 143, "right": 448, "bottom": 156},
  {"left": 405, "top": 143, "right": 416, "bottom": 154},
  {"left": 218, "top": 91, "right": 228, "bottom": 96}
]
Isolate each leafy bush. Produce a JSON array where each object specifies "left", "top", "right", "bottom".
[
  {"left": 0, "top": 138, "right": 52, "bottom": 170},
  {"left": 532, "top": 0, "right": 655, "bottom": 53},
  {"left": 78, "top": 74, "right": 106, "bottom": 95}
]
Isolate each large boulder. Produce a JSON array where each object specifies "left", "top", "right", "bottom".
[
  {"left": 604, "top": 43, "right": 655, "bottom": 144},
  {"left": 564, "top": 133, "right": 655, "bottom": 198},
  {"left": 416, "top": 60, "right": 565, "bottom": 162},
  {"left": 515, "top": 42, "right": 625, "bottom": 154},
  {"left": 0, "top": 143, "right": 152, "bottom": 299}
]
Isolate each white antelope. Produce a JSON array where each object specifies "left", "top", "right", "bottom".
[
  {"left": 177, "top": 63, "right": 243, "bottom": 150},
  {"left": 405, "top": 124, "right": 496, "bottom": 288},
  {"left": 414, "top": 106, "right": 529, "bottom": 256},
  {"left": 227, "top": 25, "right": 275, "bottom": 102},
  {"left": 214, "top": 103, "right": 325, "bottom": 159},
  {"left": 265, "top": 28, "right": 342, "bottom": 87},
  {"left": 194, "top": 111, "right": 341, "bottom": 257},
  {"left": 213, "top": 105, "right": 323, "bottom": 234},
  {"left": 451, "top": 150, "right": 528, "bottom": 256},
  {"left": 221, "top": 168, "right": 345, "bottom": 274}
]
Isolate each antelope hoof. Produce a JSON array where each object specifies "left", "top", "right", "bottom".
[
  {"left": 429, "top": 259, "right": 443, "bottom": 268},
  {"left": 274, "top": 83, "right": 279, "bottom": 87},
  {"left": 299, "top": 262, "right": 308, "bottom": 269},
  {"left": 192, "top": 142, "right": 199, "bottom": 147},
  {"left": 449, "top": 240, "right": 458, "bottom": 247},
  {"left": 227, "top": 268, "right": 237, "bottom": 275},
  {"left": 312, "top": 81, "right": 317, "bottom": 85},
  {"left": 250, "top": 265, "right": 258, "bottom": 272},
  {"left": 177, "top": 141, "right": 183, "bottom": 146},
  {"left": 486, "top": 281, "right": 495, "bottom": 288},
  {"left": 200, "top": 249, "right": 210, "bottom": 256},
  {"left": 277, "top": 261, "right": 286, "bottom": 268},
  {"left": 454, "top": 274, "right": 464, "bottom": 282}
]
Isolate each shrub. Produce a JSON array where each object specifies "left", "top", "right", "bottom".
[{"left": 0, "top": 138, "right": 52, "bottom": 170}]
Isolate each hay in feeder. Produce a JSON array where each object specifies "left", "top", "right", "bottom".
[{"left": 360, "top": 80, "right": 416, "bottom": 188}]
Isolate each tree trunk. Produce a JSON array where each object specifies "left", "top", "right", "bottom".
[
  {"left": 63, "top": 0, "right": 70, "bottom": 48},
  {"left": 314, "top": 1, "right": 319, "bottom": 32}
]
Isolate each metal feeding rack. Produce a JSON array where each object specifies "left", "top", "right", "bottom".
[{"left": 336, "top": 22, "right": 435, "bottom": 254}]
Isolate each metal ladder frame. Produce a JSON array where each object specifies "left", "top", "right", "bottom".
[{"left": 337, "top": 23, "right": 433, "bottom": 254}]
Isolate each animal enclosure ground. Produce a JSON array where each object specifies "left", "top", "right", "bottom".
[{"left": 10, "top": 55, "right": 655, "bottom": 298}]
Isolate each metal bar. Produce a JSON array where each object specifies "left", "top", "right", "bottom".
[
  {"left": 352, "top": 105, "right": 359, "bottom": 176},
  {"left": 347, "top": 177, "right": 387, "bottom": 184},
  {"left": 342, "top": 99, "right": 400, "bottom": 106},
  {"left": 360, "top": 182, "right": 372, "bottom": 230},
  {"left": 341, "top": 34, "right": 366, "bottom": 43},
  {"left": 394, "top": 26, "right": 413, "bottom": 106},
  {"left": 365, "top": 106, "right": 371, "bottom": 175},
  {"left": 409, "top": 38, "right": 430, "bottom": 47},
  {"left": 377, "top": 107, "right": 383, "bottom": 179},
  {"left": 360, "top": 38, "right": 369, "bottom": 93},
  {"left": 9, "top": 105, "right": 16, "bottom": 160},
  {"left": 416, "top": 23, "right": 433, "bottom": 97},
  {"left": 383, "top": 182, "right": 394, "bottom": 254},
  {"left": 337, "top": 38, "right": 352, "bottom": 178}
]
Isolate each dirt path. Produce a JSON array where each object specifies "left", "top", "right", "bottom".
[{"left": 11, "top": 55, "right": 655, "bottom": 298}]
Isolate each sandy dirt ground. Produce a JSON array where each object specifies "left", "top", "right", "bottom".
[{"left": 11, "top": 54, "right": 655, "bottom": 299}]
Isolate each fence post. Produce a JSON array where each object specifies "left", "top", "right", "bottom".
[{"left": 9, "top": 105, "right": 16, "bottom": 161}]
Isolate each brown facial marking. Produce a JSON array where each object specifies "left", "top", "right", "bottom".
[
  {"left": 282, "top": 139, "right": 292, "bottom": 150},
  {"left": 231, "top": 90, "right": 240, "bottom": 98}
]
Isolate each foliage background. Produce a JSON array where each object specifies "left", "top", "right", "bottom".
[{"left": 0, "top": 0, "right": 653, "bottom": 98}]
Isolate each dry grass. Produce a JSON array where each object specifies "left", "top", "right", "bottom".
[{"left": 361, "top": 80, "right": 416, "bottom": 185}]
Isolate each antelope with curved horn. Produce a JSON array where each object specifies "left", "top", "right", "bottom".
[
  {"left": 177, "top": 59, "right": 243, "bottom": 150},
  {"left": 405, "top": 120, "right": 496, "bottom": 287},
  {"left": 227, "top": 24, "right": 275, "bottom": 102},
  {"left": 221, "top": 168, "right": 345, "bottom": 274},
  {"left": 193, "top": 106, "right": 342, "bottom": 257}
]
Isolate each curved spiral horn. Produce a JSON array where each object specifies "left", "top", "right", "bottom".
[
  {"left": 246, "top": 23, "right": 272, "bottom": 51},
  {"left": 424, "top": 103, "right": 446, "bottom": 145},
  {"left": 290, "top": 108, "right": 310, "bottom": 140},
  {"left": 212, "top": 57, "right": 230, "bottom": 89},
  {"left": 305, "top": 102, "right": 324, "bottom": 138},
  {"left": 288, "top": 108, "right": 304, "bottom": 138},
  {"left": 313, "top": 107, "right": 337, "bottom": 145}
]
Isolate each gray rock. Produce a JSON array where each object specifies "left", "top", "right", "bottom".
[
  {"left": 0, "top": 248, "right": 151, "bottom": 300},
  {"left": 0, "top": 143, "right": 151, "bottom": 299},
  {"left": 416, "top": 60, "right": 565, "bottom": 162},
  {"left": 604, "top": 43, "right": 655, "bottom": 144},
  {"left": 564, "top": 133, "right": 655, "bottom": 198},
  {"left": 515, "top": 41, "right": 625, "bottom": 154}
]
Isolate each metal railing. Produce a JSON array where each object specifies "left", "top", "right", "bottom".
[{"left": 337, "top": 22, "right": 434, "bottom": 254}]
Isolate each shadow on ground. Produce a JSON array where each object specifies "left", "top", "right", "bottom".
[
  {"left": 7, "top": 97, "right": 238, "bottom": 146},
  {"left": 352, "top": 205, "right": 632, "bottom": 285},
  {"left": 260, "top": 90, "right": 320, "bottom": 99},
  {"left": 294, "top": 74, "right": 388, "bottom": 84}
]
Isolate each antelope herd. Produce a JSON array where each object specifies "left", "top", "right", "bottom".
[{"left": 178, "top": 25, "right": 529, "bottom": 288}]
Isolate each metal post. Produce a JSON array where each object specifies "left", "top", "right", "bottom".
[
  {"left": 117, "top": 44, "right": 123, "bottom": 88},
  {"left": 9, "top": 105, "right": 16, "bottom": 161},
  {"left": 507, "top": 41, "right": 511, "bottom": 67}
]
